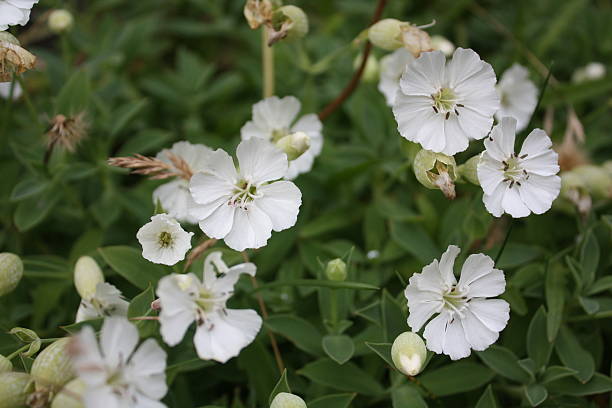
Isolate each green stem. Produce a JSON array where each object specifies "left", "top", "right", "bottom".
[
  {"left": 16, "top": 77, "right": 40, "bottom": 129},
  {"left": 6, "top": 338, "right": 60, "bottom": 361},
  {"left": 495, "top": 219, "right": 513, "bottom": 265},
  {"left": 261, "top": 26, "right": 274, "bottom": 98},
  {"left": 0, "top": 78, "right": 16, "bottom": 142}
]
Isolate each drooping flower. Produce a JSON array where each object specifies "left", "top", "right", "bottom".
[
  {"left": 0, "top": 0, "right": 39, "bottom": 31},
  {"left": 76, "top": 282, "right": 129, "bottom": 323},
  {"left": 240, "top": 95, "right": 323, "bottom": 179},
  {"left": 477, "top": 117, "right": 561, "bottom": 218},
  {"left": 0, "top": 80, "right": 21, "bottom": 99},
  {"left": 405, "top": 245, "right": 509, "bottom": 360},
  {"left": 378, "top": 48, "right": 414, "bottom": 106},
  {"left": 152, "top": 141, "right": 212, "bottom": 223},
  {"left": 189, "top": 138, "right": 302, "bottom": 251},
  {"left": 137, "top": 213, "right": 193, "bottom": 265},
  {"left": 393, "top": 48, "right": 500, "bottom": 156},
  {"left": 156, "top": 251, "right": 262, "bottom": 363},
  {"left": 70, "top": 317, "right": 168, "bottom": 408},
  {"left": 0, "top": 32, "right": 36, "bottom": 82},
  {"left": 495, "top": 64, "right": 538, "bottom": 133}
]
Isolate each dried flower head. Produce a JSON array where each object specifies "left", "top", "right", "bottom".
[
  {"left": 46, "top": 113, "right": 88, "bottom": 152},
  {"left": 243, "top": 0, "right": 273, "bottom": 29},
  {"left": 0, "top": 33, "right": 36, "bottom": 82},
  {"left": 107, "top": 151, "right": 193, "bottom": 181}
]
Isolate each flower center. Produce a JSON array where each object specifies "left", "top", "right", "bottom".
[
  {"left": 271, "top": 128, "right": 290, "bottom": 142},
  {"left": 158, "top": 231, "right": 173, "bottom": 248},
  {"left": 502, "top": 154, "right": 530, "bottom": 188},
  {"left": 431, "top": 87, "right": 462, "bottom": 119},
  {"left": 442, "top": 286, "right": 468, "bottom": 317},
  {"left": 195, "top": 288, "right": 218, "bottom": 312},
  {"left": 228, "top": 179, "right": 261, "bottom": 209}
]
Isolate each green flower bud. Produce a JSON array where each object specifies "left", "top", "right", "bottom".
[
  {"left": 0, "top": 355, "right": 12, "bottom": 373},
  {"left": 0, "top": 253, "right": 23, "bottom": 297},
  {"left": 276, "top": 131, "right": 310, "bottom": 161},
  {"left": 51, "top": 378, "right": 85, "bottom": 408},
  {"left": 48, "top": 9, "right": 74, "bottom": 33},
  {"left": 560, "top": 171, "right": 591, "bottom": 215},
  {"left": 31, "top": 338, "right": 74, "bottom": 393},
  {"left": 457, "top": 155, "right": 481, "bottom": 186},
  {"left": 270, "top": 392, "right": 307, "bottom": 408},
  {"left": 269, "top": 5, "right": 309, "bottom": 44},
  {"left": 74, "top": 256, "right": 104, "bottom": 300},
  {"left": 413, "top": 149, "right": 457, "bottom": 199},
  {"left": 368, "top": 19, "right": 404, "bottom": 51},
  {"left": 325, "top": 258, "right": 347, "bottom": 282},
  {"left": 391, "top": 331, "right": 427, "bottom": 376},
  {"left": 353, "top": 53, "right": 380, "bottom": 83},
  {"left": 9, "top": 327, "right": 41, "bottom": 358},
  {"left": 573, "top": 164, "right": 611, "bottom": 199},
  {"left": 0, "top": 372, "right": 33, "bottom": 408}
]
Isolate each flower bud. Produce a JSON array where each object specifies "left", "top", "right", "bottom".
[
  {"left": 400, "top": 23, "right": 433, "bottom": 58},
  {"left": 276, "top": 131, "right": 310, "bottom": 161},
  {"left": 0, "top": 372, "right": 33, "bottom": 408},
  {"left": 0, "top": 355, "right": 12, "bottom": 373},
  {"left": 391, "top": 331, "right": 427, "bottom": 376},
  {"left": 74, "top": 256, "right": 104, "bottom": 300},
  {"left": 368, "top": 19, "right": 404, "bottom": 51},
  {"left": 50, "top": 378, "right": 85, "bottom": 408},
  {"left": 413, "top": 149, "right": 457, "bottom": 199},
  {"left": 573, "top": 164, "right": 611, "bottom": 199},
  {"left": 9, "top": 327, "right": 41, "bottom": 358},
  {"left": 560, "top": 171, "right": 591, "bottom": 215},
  {"left": 269, "top": 5, "right": 308, "bottom": 45},
  {"left": 270, "top": 392, "right": 307, "bottom": 408},
  {"left": 457, "top": 155, "right": 480, "bottom": 186},
  {"left": 0, "top": 253, "right": 23, "bottom": 297},
  {"left": 48, "top": 9, "right": 74, "bottom": 33},
  {"left": 31, "top": 338, "right": 74, "bottom": 392},
  {"left": 431, "top": 35, "right": 455, "bottom": 57},
  {"left": 325, "top": 258, "right": 347, "bottom": 282},
  {"left": 572, "top": 62, "right": 606, "bottom": 84}
]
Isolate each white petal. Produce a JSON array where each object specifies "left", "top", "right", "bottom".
[
  {"left": 210, "top": 262, "right": 257, "bottom": 295},
  {"left": 200, "top": 149, "right": 238, "bottom": 183},
  {"left": 0, "top": 81, "right": 22, "bottom": 100},
  {"left": 501, "top": 185, "right": 531, "bottom": 218},
  {"left": 0, "top": 3, "right": 26, "bottom": 27},
  {"left": 438, "top": 245, "right": 460, "bottom": 287},
  {"left": 285, "top": 150, "right": 315, "bottom": 180},
  {"left": 379, "top": 48, "right": 414, "bottom": 105},
  {"left": 518, "top": 174, "right": 561, "bottom": 215},
  {"left": 423, "top": 311, "right": 451, "bottom": 355},
  {"left": 477, "top": 154, "right": 505, "bottom": 196},
  {"left": 460, "top": 308, "right": 499, "bottom": 351},
  {"left": 76, "top": 301, "right": 99, "bottom": 323},
  {"left": 157, "top": 275, "right": 196, "bottom": 346},
  {"left": 482, "top": 183, "right": 506, "bottom": 217},
  {"left": 292, "top": 113, "right": 322, "bottom": 136},
  {"left": 408, "top": 260, "right": 445, "bottom": 294},
  {"left": 468, "top": 298, "right": 510, "bottom": 333},
  {"left": 442, "top": 317, "right": 472, "bottom": 360},
  {"left": 482, "top": 119, "right": 513, "bottom": 162},
  {"left": 237, "top": 138, "right": 288, "bottom": 183},
  {"left": 6, "top": 0, "right": 39, "bottom": 8},
  {"left": 153, "top": 180, "right": 198, "bottom": 224},
  {"left": 392, "top": 94, "right": 433, "bottom": 144},
  {"left": 495, "top": 64, "right": 537, "bottom": 132},
  {"left": 83, "top": 387, "right": 121, "bottom": 408},
  {"left": 446, "top": 48, "right": 494, "bottom": 90},
  {"left": 72, "top": 327, "right": 106, "bottom": 386},
  {"left": 240, "top": 120, "right": 270, "bottom": 141},
  {"left": 194, "top": 309, "right": 262, "bottom": 363},
  {"left": 100, "top": 317, "right": 139, "bottom": 369},
  {"left": 456, "top": 106, "right": 494, "bottom": 143},
  {"left": 399, "top": 51, "right": 446, "bottom": 95},
  {"left": 414, "top": 112, "right": 447, "bottom": 153},
  {"left": 459, "top": 254, "right": 505, "bottom": 298},
  {"left": 197, "top": 199, "right": 236, "bottom": 239},
  {"left": 441, "top": 116, "right": 470, "bottom": 156},
  {"left": 133, "top": 394, "right": 168, "bottom": 408},
  {"left": 190, "top": 196, "right": 228, "bottom": 225},
  {"left": 520, "top": 129, "right": 560, "bottom": 176},
  {"left": 137, "top": 214, "right": 193, "bottom": 266},
  {"left": 256, "top": 181, "right": 302, "bottom": 231},
  {"left": 128, "top": 339, "right": 168, "bottom": 399},
  {"left": 405, "top": 285, "right": 442, "bottom": 332},
  {"left": 156, "top": 141, "right": 212, "bottom": 173},
  {"left": 223, "top": 204, "right": 273, "bottom": 251},
  {"left": 189, "top": 172, "right": 234, "bottom": 206},
  {"left": 252, "top": 96, "right": 300, "bottom": 131}
]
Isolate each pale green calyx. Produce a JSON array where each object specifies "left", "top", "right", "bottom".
[
  {"left": 413, "top": 149, "right": 457, "bottom": 199},
  {"left": 270, "top": 392, "right": 307, "bottom": 408},
  {"left": 9, "top": 327, "right": 41, "bottom": 358},
  {"left": 391, "top": 331, "right": 427, "bottom": 376},
  {"left": 0, "top": 354, "right": 12, "bottom": 373},
  {"left": 276, "top": 131, "right": 310, "bottom": 161},
  {"left": 31, "top": 338, "right": 74, "bottom": 392},
  {"left": 48, "top": 9, "right": 74, "bottom": 33},
  {"left": 269, "top": 5, "right": 309, "bottom": 45},
  {"left": 368, "top": 19, "right": 404, "bottom": 51},
  {"left": 458, "top": 155, "right": 481, "bottom": 186},
  {"left": 51, "top": 378, "right": 86, "bottom": 408},
  {"left": 573, "top": 164, "right": 611, "bottom": 199},
  {"left": 0, "top": 253, "right": 23, "bottom": 297},
  {"left": 0, "top": 372, "right": 33, "bottom": 408},
  {"left": 74, "top": 256, "right": 104, "bottom": 300},
  {"left": 325, "top": 258, "right": 347, "bottom": 282}
]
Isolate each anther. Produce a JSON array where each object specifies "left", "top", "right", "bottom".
[
  {"left": 454, "top": 108, "right": 459, "bottom": 116},
  {"left": 520, "top": 154, "right": 528, "bottom": 159},
  {"left": 445, "top": 112, "right": 450, "bottom": 120},
  {"left": 432, "top": 106, "right": 438, "bottom": 113}
]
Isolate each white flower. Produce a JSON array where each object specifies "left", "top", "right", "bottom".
[
  {"left": 156, "top": 251, "right": 262, "bottom": 363},
  {"left": 378, "top": 48, "right": 414, "bottom": 106},
  {"left": 137, "top": 213, "right": 193, "bottom": 265},
  {"left": 189, "top": 138, "right": 302, "bottom": 251},
  {"left": 495, "top": 64, "right": 538, "bottom": 132},
  {"left": 0, "top": 0, "right": 39, "bottom": 31},
  {"left": 572, "top": 62, "right": 606, "bottom": 83},
  {"left": 76, "top": 282, "right": 129, "bottom": 323},
  {"left": 405, "top": 245, "right": 509, "bottom": 360},
  {"left": 431, "top": 35, "right": 455, "bottom": 57},
  {"left": 0, "top": 81, "right": 21, "bottom": 99},
  {"left": 152, "top": 141, "right": 212, "bottom": 224},
  {"left": 393, "top": 48, "right": 500, "bottom": 156},
  {"left": 240, "top": 95, "right": 323, "bottom": 179},
  {"left": 70, "top": 317, "right": 168, "bottom": 408},
  {"left": 477, "top": 117, "right": 561, "bottom": 218}
]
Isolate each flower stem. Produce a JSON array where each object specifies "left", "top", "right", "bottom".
[
  {"left": 6, "top": 338, "right": 59, "bottom": 361},
  {"left": 494, "top": 219, "right": 513, "bottom": 265},
  {"left": 0, "top": 78, "right": 16, "bottom": 142},
  {"left": 262, "top": 26, "right": 275, "bottom": 98}
]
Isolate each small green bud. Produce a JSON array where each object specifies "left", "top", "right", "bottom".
[
  {"left": 353, "top": 53, "right": 380, "bottom": 83},
  {"left": 269, "top": 5, "right": 309, "bottom": 44},
  {"left": 51, "top": 378, "right": 86, "bottom": 408},
  {"left": 573, "top": 164, "right": 611, "bottom": 199},
  {"left": 31, "top": 338, "right": 74, "bottom": 393},
  {"left": 270, "top": 392, "right": 307, "bottom": 408},
  {"left": 325, "top": 258, "right": 347, "bottom": 282},
  {"left": 457, "top": 155, "right": 481, "bottom": 186},
  {"left": 0, "top": 355, "right": 12, "bottom": 373},
  {"left": 391, "top": 331, "right": 427, "bottom": 376},
  {"left": 0, "top": 372, "right": 33, "bottom": 408},
  {"left": 560, "top": 171, "right": 591, "bottom": 215},
  {"left": 9, "top": 327, "right": 41, "bottom": 358},
  {"left": 48, "top": 9, "right": 74, "bottom": 33},
  {"left": 0, "top": 253, "right": 23, "bottom": 297},
  {"left": 413, "top": 149, "right": 457, "bottom": 199},
  {"left": 276, "top": 131, "right": 310, "bottom": 161},
  {"left": 74, "top": 256, "right": 104, "bottom": 300},
  {"left": 368, "top": 19, "right": 404, "bottom": 51}
]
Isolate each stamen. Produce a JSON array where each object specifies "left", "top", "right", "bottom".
[
  {"left": 432, "top": 106, "right": 438, "bottom": 113},
  {"left": 520, "top": 154, "right": 528, "bottom": 159},
  {"left": 445, "top": 112, "right": 450, "bottom": 120},
  {"left": 416, "top": 19, "right": 436, "bottom": 29}
]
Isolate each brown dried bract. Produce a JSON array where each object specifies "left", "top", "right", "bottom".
[
  {"left": 108, "top": 151, "right": 193, "bottom": 181},
  {"left": 0, "top": 41, "right": 36, "bottom": 82},
  {"left": 401, "top": 23, "right": 433, "bottom": 58},
  {"left": 46, "top": 113, "right": 88, "bottom": 153},
  {"left": 244, "top": 0, "right": 273, "bottom": 29}
]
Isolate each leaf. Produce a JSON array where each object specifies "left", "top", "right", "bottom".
[
  {"left": 308, "top": 393, "right": 356, "bottom": 408},
  {"left": 381, "top": 290, "right": 405, "bottom": 342},
  {"left": 391, "top": 385, "right": 427, "bottom": 408},
  {"left": 298, "top": 359, "right": 384, "bottom": 396},
  {"left": 390, "top": 221, "right": 439, "bottom": 264},
  {"left": 535, "top": 0, "right": 588, "bottom": 55},
  {"left": 128, "top": 284, "right": 156, "bottom": 337},
  {"left": 475, "top": 385, "right": 498, "bottom": 408},
  {"left": 265, "top": 315, "right": 323, "bottom": 356},
  {"left": 365, "top": 342, "right": 393, "bottom": 368},
  {"left": 495, "top": 243, "right": 542, "bottom": 270},
  {"left": 578, "top": 296, "right": 599, "bottom": 314},
  {"left": 110, "top": 99, "right": 149, "bottom": 138},
  {"left": 237, "top": 339, "right": 278, "bottom": 406},
  {"left": 419, "top": 362, "right": 494, "bottom": 397},
  {"left": 587, "top": 276, "right": 612, "bottom": 295},
  {"left": 554, "top": 326, "right": 594, "bottom": 383},
  {"left": 545, "top": 373, "right": 612, "bottom": 396},
  {"left": 580, "top": 230, "right": 599, "bottom": 287},
  {"left": 545, "top": 264, "right": 566, "bottom": 341},
  {"left": 117, "top": 128, "right": 171, "bottom": 156},
  {"left": 254, "top": 279, "right": 379, "bottom": 292},
  {"left": 10, "top": 176, "right": 48, "bottom": 202},
  {"left": 98, "top": 246, "right": 167, "bottom": 290},
  {"left": 14, "top": 189, "right": 60, "bottom": 231},
  {"left": 299, "top": 207, "right": 363, "bottom": 239},
  {"left": 268, "top": 369, "right": 291, "bottom": 406},
  {"left": 322, "top": 335, "right": 354, "bottom": 365},
  {"left": 56, "top": 70, "right": 91, "bottom": 114},
  {"left": 61, "top": 318, "right": 104, "bottom": 334},
  {"left": 524, "top": 384, "right": 548, "bottom": 407},
  {"left": 526, "top": 307, "right": 553, "bottom": 370},
  {"left": 541, "top": 366, "right": 578, "bottom": 384},
  {"left": 477, "top": 345, "right": 532, "bottom": 384}
]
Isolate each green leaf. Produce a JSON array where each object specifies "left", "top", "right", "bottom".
[
  {"left": 419, "top": 362, "right": 494, "bottom": 397},
  {"left": 578, "top": 296, "right": 599, "bottom": 314},
  {"left": 128, "top": 284, "right": 156, "bottom": 338},
  {"left": 308, "top": 393, "right": 355, "bottom": 408},
  {"left": 110, "top": 99, "right": 149, "bottom": 138},
  {"left": 14, "top": 189, "right": 60, "bottom": 231},
  {"left": 554, "top": 326, "right": 594, "bottom": 383},
  {"left": 495, "top": 243, "right": 542, "bottom": 270},
  {"left": 381, "top": 290, "right": 405, "bottom": 342},
  {"left": 322, "top": 335, "right": 354, "bottom": 365},
  {"left": 541, "top": 366, "right": 578, "bottom": 384},
  {"left": 546, "top": 373, "right": 612, "bottom": 396},
  {"left": 299, "top": 207, "right": 362, "bottom": 239},
  {"left": 253, "top": 279, "right": 379, "bottom": 292},
  {"left": 477, "top": 345, "right": 532, "bottom": 384},
  {"left": 61, "top": 318, "right": 104, "bottom": 334},
  {"left": 391, "top": 385, "right": 427, "bottom": 408},
  {"left": 237, "top": 339, "right": 278, "bottom": 406},
  {"left": 587, "top": 276, "right": 612, "bottom": 295},
  {"left": 98, "top": 246, "right": 167, "bottom": 290},
  {"left": 268, "top": 369, "right": 291, "bottom": 406},
  {"left": 117, "top": 128, "right": 171, "bottom": 156},
  {"left": 298, "top": 359, "right": 384, "bottom": 396},
  {"left": 545, "top": 264, "right": 566, "bottom": 341},
  {"left": 390, "top": 221, "right": 439, "bottom": 264},
  {"left": 474, "top": 385, "right": 498, "bottom": 408},
  {"left": 527, "top": 307, "right": 553, "bottom": 370},
  {"left": 524, "top": 384, "right": 548, "bottom": 407},
  {"left": 10, "top": 176, "right": 48, "bottom": 202},
  {"left": 265, "top": 315, "right": 323, "bottom": 356},
  {"left": 535, "top": 0, "right": 588, "bottom": 55},
  {"left": 56, "top": 70, "right": 91, "bottom": 114},
  {"left": 580, "top": 230, "right": 599, "bottom": 287},
  {"left": 365, "top": 342, "right": 393, "bottom": 368}
]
